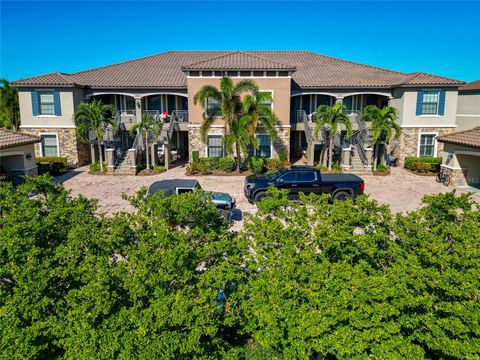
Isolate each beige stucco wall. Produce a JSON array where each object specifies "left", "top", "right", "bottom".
[
  {"left": 186, "top": 77, "right": 292, "bottom": 126},
  {"left": 456, "top": 92, "right": 480, "bottom": 130},
  {"left": 393, "top": 87, "right": 458, "bottom": 128},
  {"left": 18, "top": 87, "right": 84, "bottom": 128},
  {"left": 0, "top": 143, "right": 38, "bottom": 172}
]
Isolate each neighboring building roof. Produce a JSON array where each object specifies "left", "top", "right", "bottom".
[
  {"left": 12, "top": 72, "right": 77, "bottom": 87},
  {"left": 437, "top": 127, "right": 480, "bottom": 149},
  {"left": 11, "top": 50, "right": 466, "bottom": 89},
  {"left": 459, "top": 80, "right": 480, "bottom": 92},
  {"left": 181, "top": 51, "right": 296, "bottom": 71},
  {"left": 0, "top": 129, "right": 41, "bottom": 150}
]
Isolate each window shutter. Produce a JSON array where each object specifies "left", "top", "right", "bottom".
[
  {"left": 438, "top": 89, "right": 446, "bottom": 115},
  {"left": 53, "top": 91, "right": 62, "bottom": 116},
  {"left": 415, "top": 90, "right": 424, "bottom": 116},
  {"left": 31, "top": 91, "right": 39, "bottom": 116}
]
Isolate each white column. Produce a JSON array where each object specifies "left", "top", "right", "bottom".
[{"left": 135, "top": 96, "right": 142, "bottom": 123}]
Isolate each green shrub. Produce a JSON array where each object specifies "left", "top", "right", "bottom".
[
  {"left": 89, "top": 161, "right": 107, "bottom": 172},
  {"left": 192, "top": 150, "right": 200, "bottom": 162},
  {"left": 248, "top": 157, "right": 264, "bottom": 175},
  {"left": 217, "top": 157, "right": 235, "bottom": 172},
  {"left": 265, "top": 158, "right": 290, "bottom": 172},
  {"left": 278, "top": 149, "right": 288, "bottom": 162},
  {"left": 186, "top": 160, "right": 212, "bottom": 175},
  {"left": 404, "top": 157, "right": 441, "bottom": 173},
  {"left": 36, "top": 156, "right": 68, "bottom": 175},
  {"left": 376, "top": 164, "right": 388, "bottom": 173},
  {"left": 331, "top": 163, "right": 342, "bottom": 173},
  {"left": 153, "top": 165, "right": 166, "bottom": 172},
  {"left": 317, "top": 165, "right": 329, "bottom": 172}
]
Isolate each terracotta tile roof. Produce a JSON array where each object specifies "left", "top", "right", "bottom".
[
  {"left": 13, "top": 72, "right": 77, "bottom": 87},
  {"left": 400, "top": 72, "right": 465, "bottom": 86},
  {"left": 0, "top": 129, "right": 41, "bottom": 150},
  {"left": 181, "top": 51, "right": 296, "bottom": 71},
  {"left": 459, "top": 80, "right": 480, "bottom": 92},
  {"left": 437, "top": 127, "right": 480, "bottom": 149},
  {"left": 11, "top": 51, "right": 466, "bottom": 89}
]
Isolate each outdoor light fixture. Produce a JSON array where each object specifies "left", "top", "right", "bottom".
[
  {"left": 447, "top": 152, "right": 453, "bottom": 164},
  {"left": 25, "top": 153, "right": 32, "bottom": 160}
]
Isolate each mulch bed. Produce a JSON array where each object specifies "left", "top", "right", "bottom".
[
  {"left": 373, "top": 170, "right": 391, "bottom": 176},
  {"left": 186, "top": 170, "right": 253, "bottom": 177},
  {"left": 405, "top": 169, "right": 437, "bottom": 177},
  {"left": 137, "top": 169, "right": 165, "bottom": 176}
]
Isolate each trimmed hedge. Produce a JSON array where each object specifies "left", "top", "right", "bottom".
[
  {"left": 36, "top": 156, "right": 68, "bottom": 175},
  {"left": 404, "top": 157, "right": 442, "bottom": 173},
  {"left": 186, "top": 157, "right": 235, "bottom": 175}
]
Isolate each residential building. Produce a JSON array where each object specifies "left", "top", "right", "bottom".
[
  {"left": 438, "top": 81, "right": 480, "bottom": 188},
  {"left": 11, "top": 51, "right": 470, "bottom": 171},
  {"left": 0, "top": 129, "right": 40, "bottom": 181}
]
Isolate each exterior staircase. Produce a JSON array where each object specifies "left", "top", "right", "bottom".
[{"left": 113, "top": 149, "right": 133, "bottom": 175}]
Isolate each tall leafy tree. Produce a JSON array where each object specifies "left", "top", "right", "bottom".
[
  {"left": 193, "top": 77, "right": 258, "bottom": 171},
  {"left": 314, "top": 103, "right": 352, "bottom": 170},
  {"left": 74, "top": 99, "right": 116, "bottom": 172},
  {"left": 0, "top": 79, "right": 20, "bottom": 130},
  {"left": 361, "top": 105, "right": 400, "bottom": 171},
  {"left": 131, "top": 113, "right": 163, "bottom": 170}
]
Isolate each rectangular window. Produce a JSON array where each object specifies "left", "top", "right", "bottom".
[
  {"left": 255, "top": 134, "right": 271, "bottom": 158},
  {"left": 253, "top": 71, "right": 264, "bottom": 77},
  {"left": 40, "top": 134, "right": 58, "bottom": 157},
  {"left": 278, "top": 71, "right": 288, "bottom": 76},
  {"left": 227, "top": 71, "right": 238, "bottom": 77},
  {"left": 201, "top": 71, "right": 212, "bottom": 77},
  {"left": 206, "top": 97, "right": 221, "bottom": 117},
  {"left": 38, "top": 91, "right": 55, "bottom": 115},
  {"left": 240, "top": 71, "right": 251, "bottom": 77},
  {"left": 422, "top": 90, "right": 439, "bottom": 115},
  {"left": 207, "top": 135, "right": 223, "bottom": 158},
  {"left": 419, "top": 134, "right": 436, "bottom": 157},
  {"left": 259, "top": 91, "right": 273, "bottom": 110}
]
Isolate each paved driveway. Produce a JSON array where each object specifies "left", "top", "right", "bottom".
[{"left": 56, "top": 165, "right": 479, "bottom": 228}]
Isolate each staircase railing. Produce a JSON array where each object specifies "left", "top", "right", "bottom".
[{"left": 295, "top": 110, "right": 314, "bottom": 142}]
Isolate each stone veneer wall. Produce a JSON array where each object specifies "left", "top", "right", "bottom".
[
  {"left": 187, "top": 126, "right": 290, "bottom": 160},
  {"left": 394, "top": 127, "right": 457, "bottom": 166},
  {"left": 21, "top": 128, "right": 90, "bottom": 167}
]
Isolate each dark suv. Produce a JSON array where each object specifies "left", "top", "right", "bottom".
[{"left": 244, "top": 166, "right": 364, "bottom": 203}]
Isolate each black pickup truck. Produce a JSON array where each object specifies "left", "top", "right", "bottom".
[{"left": 244, "top": 166, "right": 364, "bottom": 203}]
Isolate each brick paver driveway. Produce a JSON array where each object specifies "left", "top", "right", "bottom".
[{"left": 56, "top": 165, "right": 479, "bottom": 228}]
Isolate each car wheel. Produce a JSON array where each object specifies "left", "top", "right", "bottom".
[
  {"left": 254, "top": 191, "right": 268, "bottom": 203},
  {"left": 333, "top": 191, "right": 350, "bottom": 201}
]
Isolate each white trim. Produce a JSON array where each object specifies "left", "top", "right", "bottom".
[
  {"left": 6, "top": 165, "right": 39, "bottom": 172},
  {"left": 441, "top": 164, "right": 463, "bottom": 170},
  {"left": 401, "top": 124, "right": 457, "bottom": 128},
  {"left": 274, "top": 124, "right": 291, "bottom": 128},
  {"left": 38, "top": 132, "right": 60, "bottom": 157},
  {"left": 20, "top": 125, "right": 76, "bottom": 129},
  {"left": 291, "top": 92, "right": 339, "bottom": 98},
  {"left": 188, "top": 124, "right": 225, "bottom": 129},
  {"left": 0, "top": 150, "right": 28, "bottom": 157},
  {"left": 456, "top": 114, "right": 480, "bottom": 117},
  {"left": 418, "top": 115, "right": 441, "bottom": 118},
  {"left": 86, "top": 92, "right": 188, "bottom": 99},
  {"left": 417, "top": 132, "right": 438, "bottom": 158},
  {"left": 35, "top": 115, "right": 60, "bottom": 118},
  {"left": 453, "top": 150, "right": 480, "bottom": 157},
  {"left": 205, "top": 133, "right": 224, "bottom": 157}
]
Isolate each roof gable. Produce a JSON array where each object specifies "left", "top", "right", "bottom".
[
  {"left": 437, "top": 127, "right": 480, "bottom": 149},
  {"left": 181, "top": 51, "right": 296, "bottom": 71},
  {"left": 0, "top": 129, "right": 41, "bottom": 149}
]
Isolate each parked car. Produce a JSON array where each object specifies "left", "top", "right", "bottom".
[
  {"left": 244, "top": 166, "right": 364, "bottom": 203},
  {"left": 147, "top": 179, "right": 236, "bottom": 223}
]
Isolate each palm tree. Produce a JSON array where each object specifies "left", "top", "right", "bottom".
[
  {"left": 74, "top": 99, "right": 117, "bottom": 172},
  {"left": 361, "top": 105, "right": 400, "bottom": 171},
  {"left": 223, "top": 115, "right": 256, "bottom": 163},
  {"left": 241, "top": 91, "right": 278, "bottom": 142},
  {"left": 131, "top": 113, "right": 163, "bottom": 170},
  {"left": 0, "top": 79, "right": 20, "bottom": 131},
  {"left": 193, "top": 77, "right": 258, "bottom": 171},
  {"left": 314, "top": 103, "right": 352, "bottom": 171}
]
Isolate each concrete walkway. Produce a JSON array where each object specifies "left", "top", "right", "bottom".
[{"left": 56, "top": 165, "right": 479, "bottom": 227}]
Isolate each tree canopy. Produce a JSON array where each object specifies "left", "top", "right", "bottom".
[{"left": 1, "top": 177, "right": 479, "bottom": 359}]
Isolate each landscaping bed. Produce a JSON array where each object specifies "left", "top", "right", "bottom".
[
  {"left": 36, "top": 156, "right": 70, "bottom": 176},
  {"left": 137, "top": 166, "right": 166, "bottom": 176},
  {"left": 404, "top": 156, "right": 441, "bottom": 176}
]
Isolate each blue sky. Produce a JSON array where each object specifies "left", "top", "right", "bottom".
[{"left": 1, "top": 1, "right": 479, "bottom": 82}]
